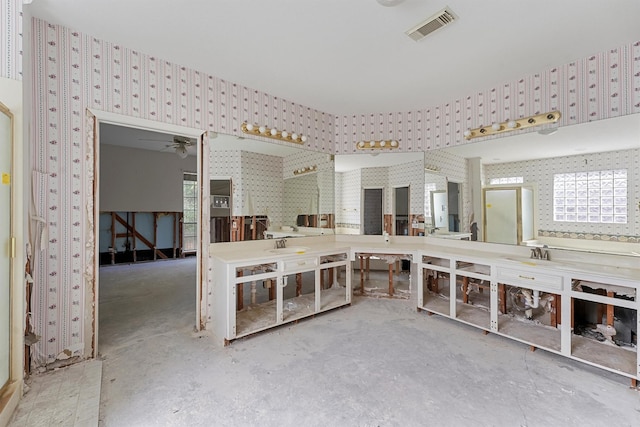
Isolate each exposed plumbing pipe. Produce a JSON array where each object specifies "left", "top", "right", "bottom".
[{"left": 521, "top": 289, "right": 540, "bottom": 309}]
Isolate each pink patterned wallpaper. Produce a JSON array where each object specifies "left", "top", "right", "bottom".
[
  {"left": 30, "top": 18, "right": 334, "bottom": 365},
  {"left": 30, "top": 16, "right": 640, "bottom": 366},
  {"left": 335, "top": 42, "right": 640, "bottom": 152},
  {"left": 1, "top": 0, "right": 22, "bottom": 80}
]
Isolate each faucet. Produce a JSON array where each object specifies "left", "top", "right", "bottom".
[
  {"left": 275, "top": 239, "right": 287, "bottom": 249},
  {"left": 530, "top": 247, "right": 550, "bottom": 260}
]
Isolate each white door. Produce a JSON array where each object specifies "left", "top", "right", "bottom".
[
  {"left": 484, "top": 188, "right": 518, "bottom": 244},
  {"left": 0, "top": 103, "right": 12, "bottom": 389}
]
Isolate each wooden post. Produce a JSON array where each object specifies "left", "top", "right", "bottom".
[
  {"left": 179, "top": 212, "right": 184, "bottom": 258},
  {"left": 153, "top": 212, "right": 158, "bottom": 261},
  {"left": 131, "top": 212, "right": 137, "bottom": 262},
  {"left": 498, "top": 284, "right": 507, "bottom": 314},
  {"left": 462, "top": 276, "right": 469, "bottom": 304},
  {"left": 359, "top": 254, "right": 365, "bottom": 294},
  {"left": 296, "top": 273, "right": 302, "bottom": 297},
  {"left": 172, "top": 212, "right": 177, "bottom": 258},
  {"left": 388, "top": 263, "right": 394, "bottom": 296},
  {"left": 236, "top": 270, "right": 244, "bottom": 311},
  {"left": 606, "top": 291, "right": 615, "bottom": 326},
  {"left": 110, "top": 212, "right": 116, "bottom": 265}
]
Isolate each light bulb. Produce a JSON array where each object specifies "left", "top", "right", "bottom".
[
  {"left": 259, "top": 126, "right": 266, "bottom": 134},
  {"left": 391, "top": 140, "right": 398, "bottom": 147},
  {"left": 291, "top": 133, "right": 298, "bottom": 141},
  {"left": 507, "top": 120, "right": 518, "bottom": 129},
  {"left": 492, "top": 123, "right": 502, "bottom": 131},
  {"left": 380, "top": 140, "right": 386, "bottom": 147},
  {"left": 369, "top": 141, "right": 375, "bottom": 147},
  {"left": 281, "top": 131, "right": 288, "bottom": 138},
  {"left": 270, "top": 128, "right": 278, "bottom": 136},
  {"left": 463, "top": 130, "right": 471, "bottom": 137},
  {"left": 301, "top": 135, "right": 308, "bottom": 142},
  {"left": 358, "top": 141, "right": 365, "bottom": 148},
  {"left": 246, "top": 123, "right": 254, "bottom": 131}
]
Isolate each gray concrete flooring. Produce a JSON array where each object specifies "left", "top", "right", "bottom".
[{"left": 96, "top": 257, "right": 640, "bottom": 426}]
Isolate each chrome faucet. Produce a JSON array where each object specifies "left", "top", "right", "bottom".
[
  {"left": 530, "top": 247, "right": 550, "bottom": 260},
  {"left": 275, "top": 239, "right": 287, "bottom": 249}
]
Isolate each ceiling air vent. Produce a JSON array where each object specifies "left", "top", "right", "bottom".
[{"left": 406, "top": 7, "right": 457, "bottom": 41}]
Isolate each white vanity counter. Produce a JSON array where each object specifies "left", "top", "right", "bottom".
[{"left": 209, "top": 235, "right": 639, "bottom": 385}]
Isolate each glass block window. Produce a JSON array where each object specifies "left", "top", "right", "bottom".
[
  {"left": 553, "top": 169, "right": 627, "bottom": 223},
  {"left": 489, "top": 176, "right": 524, "bottom": 185},
  {"left": 424, "top": 182, "right": 437, "bottom": 217}
]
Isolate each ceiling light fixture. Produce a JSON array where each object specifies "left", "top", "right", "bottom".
[
  {"left": 463, "top": 111, "right": 561, "bottom": 140},
  {"left": 356, "top": 139, "right": 399, "bottom": 150},
  {"left": 242, "top": 122, "right": 308, "bottom": 145},
  {"left": 293, "top": 165, "right": 318, "bottom": 176},
  {"left": 175, "top": 144, "right": 189, "bottom": 159}
]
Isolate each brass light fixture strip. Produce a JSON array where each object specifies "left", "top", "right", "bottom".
[
  {"left": 356, "top": 140, "right": 400, "bottom": 150},
  {"left": 464, "top": 110, "right": 561, "bottom": 140},
  {"left": 293, "top": 165, "right": 317, "bottom": 175},
  {"left": 241, "top": 122, "right": 306, "bottom": 145}
]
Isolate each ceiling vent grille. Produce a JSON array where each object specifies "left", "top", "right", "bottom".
[{"left": 406, "top": 7, "right": 457, "bottom": 41}]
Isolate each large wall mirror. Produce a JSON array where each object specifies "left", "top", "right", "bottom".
[
  {"left": 209, "top": 134, "right": 335, "bottom": 242},
  {"left": 423, "top": 113, "right": 640, "bottom": 255},
  {"left": 334, "top": 152, "right": 425, "bottom": 236}
]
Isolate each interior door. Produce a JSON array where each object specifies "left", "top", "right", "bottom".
[
  {"left": 362, "top": 188, "right": 383, "bottom": 235},
  {"left": 394, "top": 186, "right": 409, "bottom": 235},
  {"left": 484, "top": 188, "right": 519, "bottom": 244},
  {"left": 0, "top": 103, "right": 13, "bottom": 390}
]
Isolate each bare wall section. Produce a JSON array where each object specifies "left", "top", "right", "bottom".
[{"left": 100, "top": 144, "right": 197, "bottom": 212}]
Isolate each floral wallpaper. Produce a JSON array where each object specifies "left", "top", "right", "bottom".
[
  {"left": 1, "top": 0, "right": 22, "bottom": 80},
  {"left": 335, "top": 42, "right": 640, "bottom": 152},
  {"left": 30, "top": 18, "right": 333, "bottom": 366},
  {"left": 28, "top": 15, "right": 640, "bottom": 367}
]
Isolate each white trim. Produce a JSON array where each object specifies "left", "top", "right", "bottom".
[{"left": 87, "top": 109, "right": 204, "bottom": 138}]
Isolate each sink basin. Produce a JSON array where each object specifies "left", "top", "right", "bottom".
[{"left": 267, "top": 246, "right": 309, "bottom": 255}]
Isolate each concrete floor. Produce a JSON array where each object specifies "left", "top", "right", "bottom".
[
  {"left": 97, "top": 257, "right": 640, "bottom": 426},
  {"left": 11, "top": 257, "right": 640, "bottom": 426}
]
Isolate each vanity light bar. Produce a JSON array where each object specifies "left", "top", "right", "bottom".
[
  {"left": 241, "top": 122, "right": 308, "bottom": 145},
  {"left": 463, "top": 110, "right": 561, "bottom": 140},
  {"left": 293, "top": 165, "right": 317, "bottom": 175},
  {"left": 356, "top": 140, "right": 400, "bottom": 150}
]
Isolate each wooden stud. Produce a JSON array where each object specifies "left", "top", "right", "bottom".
[
  {"left": 153, "top": 212, "right": 158, "bottom": 261},
  {"left": 530, "top": 345, "right": 536, "bottom": 352},
  {"left": 296, "top": 273, "right": 302, "bottom": 297},
  {"left": 388, "top": 263, "right": 394, "bottom": 297},
  {"left": 110, "top": 212, "right": 116, "bottom": 265},
  {"left": 173, "top": 212, "right": 177, "bottom": 258},
  {"left": 462, "top": 277, "right": 469, "bottom": 304},
  {"left": 236, "top": 270, "right": 244, "bottom": 311},
  {"left": 359, "top": 255, "right": 365, "bottom": 294},
  {"left": 268, "top": 279, "right": 275, "bottom": 300},
  {"left": 606, "top": 291, "right": 615, "bottom": 327},
  {"left": 498, "top": 284, "right": 507, "bottom": 314},
  {"left": 131, "top": 212, "right": 137, "bottom": 262}
]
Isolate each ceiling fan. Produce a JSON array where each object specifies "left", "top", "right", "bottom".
[
  {"left": 166, "top": 136, "right": 194, "bottom": 159},
  {"left": 137, "top": 135, "right": 194, "bottom": 158}
]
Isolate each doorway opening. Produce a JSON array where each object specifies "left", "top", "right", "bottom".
[
  {"left": 362, "top": 188, "right": 383, "bottom": 235},
  {"left": 91, "top": 113, "right": 206, "bottom": 358},
  {"left": 393, "top": 186, "right": 409, "bottom": 236},
  {"left": 210, "top": 179, "right": 232, "bottom": 243},
  {"left": 447, "top": 181, "right": 461, "bottom": 232}
]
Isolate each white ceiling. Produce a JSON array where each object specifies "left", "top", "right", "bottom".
[{"left": 27, "top": 0, "right": 640, "bottom": 115}]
